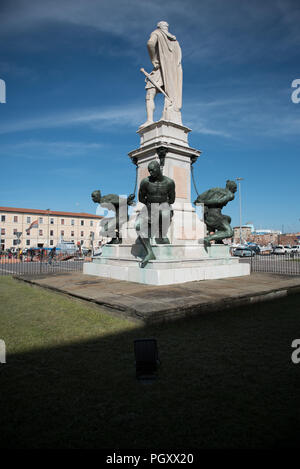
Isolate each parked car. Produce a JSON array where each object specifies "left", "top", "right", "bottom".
[
  {"left": 259, "top": 246, "right": 273, "bottom": 255},
  {"left": 273, "top": 245, "right": 286, "bottom": 255},
  {"left": 56, "top": 241, "right": 77, "bottom": 254},
  {"left": 233, "top": 247, "right": 255, "bottom": 257},
  {"left": 247, "top": 244, "right": 260, "bottom": 254},
  {"left": 284, "top": 246, "right": 292, "bottom": 254},
  {"left": 291, "top": 245, "right": 300, "bottom": 254}
]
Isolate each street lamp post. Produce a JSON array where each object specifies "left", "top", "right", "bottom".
[
  {"left": 46, "top": 209, "right": 50, "bottom": 249},
  {"left": 236, "top": 177, "right": 244, "bottom": 245}
]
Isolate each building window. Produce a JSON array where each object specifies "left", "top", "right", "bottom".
[
  {"left": 61, "top": 230, "right": 64, "bottom": 236},
  {"left": 50, "top": 218, "right": 54, "bottom": 225},
  {"left": 27, "top": 230, "right": 30, "bottom": 236},
  {"left": 90, "top": 231, "right": 93, "bottom": 237},
  {"left": 39, "top": 217, "right": 43, "bottom": 224},
  {"left": 81, "top": 220, "right": 84, "bottom": 226},
  {"left": 50, "top": 230, "right": 54, "bottom": 236},
  {"left": 71, "top": 219, "right": 74, "bottom": 226},
  {"left": 14, "top": 216, "right": 18, "bottom": 222},
  {"left": 71, "top": 231, "right": 74, "bottom": 237},
  {"left": 13, "top": 229, "right": 17, "bottom": 235},
  {"left": 1, "top": 215, "right": 5, "bottom": 222},
  {"left": 13, "top": 239, "right": 18, "bottom": 246},
  {"left": 39, "top": 229, "right": 43, "bottom": 236},
  {"left": 50, "top": 240, "right": 54, "bottom": 246},
  {"left": 27, "top": 216, "right": 31, "bottom": 223},
  {"left": 61, "top": 219, "right": 64, "bottom": 225},
  {"left": 81, "top": 231, "right": 84, "bottom": 237},
  {"left": 1, "top": 228, "right": 5, "bottom": 236},
  {"left": 26, "top": 240, "right": 30, "bottom": 246},
  {"left": 90, "top": 220, "right": 93, "bottom": 227}
]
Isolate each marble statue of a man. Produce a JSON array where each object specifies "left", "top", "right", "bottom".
[{"left": 140, "top": 21, "right": 183, "bottom": 128}]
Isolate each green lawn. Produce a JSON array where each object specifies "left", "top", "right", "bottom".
[{"left": 0, "top": 276, "right": 300, "bottom": 449}]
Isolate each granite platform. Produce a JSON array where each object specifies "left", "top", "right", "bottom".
[{"left": 15, "top": 272, "right": 300, "bottom": 324}]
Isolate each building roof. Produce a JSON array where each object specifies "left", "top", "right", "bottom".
[{"left": 0, "top": 206, "right": 103, "bottom": 219}]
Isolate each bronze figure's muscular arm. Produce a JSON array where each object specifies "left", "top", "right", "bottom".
[
  {"left": 167, "top": 178, "right": 176, "bottom": 205},
  {"left": 138, "top": 179, "right": 149, "bottom": 206}
]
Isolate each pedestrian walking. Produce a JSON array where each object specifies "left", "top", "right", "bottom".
[{"left": 48, "top": 247, "right": 56, "bottom": 265}]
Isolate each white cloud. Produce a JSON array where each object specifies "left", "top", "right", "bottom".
[
  {"left": 184, "top": 91, "right": 300, "bottom": 139},
  {"left": 0, "top": 101, "right": 233, "bottom": 139},
  {"left": 0, "top": 140, "right": 105, "bottom": 158},
  {"left": 1, "top": 0, "right": 166, "bottom": 38},
  {"left": 0, "top": 87, "right": 298, "bottom": 141},
  {"left": 2, "top": 0, "right": 299, "bottom": 64},
  {"left": 0, "top": 105, "right": 144, "bottom": 134}
]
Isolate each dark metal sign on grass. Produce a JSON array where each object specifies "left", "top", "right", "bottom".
[{"left": 0, "top": 339, "right": 6, "bottom": 364}]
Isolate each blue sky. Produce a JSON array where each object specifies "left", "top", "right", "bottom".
[{"left": 0, "top": 0, "right": 300, "bottom": 232}]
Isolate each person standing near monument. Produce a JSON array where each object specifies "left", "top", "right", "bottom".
[
  {"left": 48, "top": 246, "right": 56, "bottom": 265},
  {"left": 140, "top": 21, "right": 183, "bottom": 128}
]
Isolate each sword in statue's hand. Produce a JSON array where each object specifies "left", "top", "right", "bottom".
[{"left": 140, "top": 68, "right": 173, "bottom": 104}]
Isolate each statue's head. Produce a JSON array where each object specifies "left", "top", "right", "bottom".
[
  {"left": 157, "top": 21, "right": 169, "bottom": 32},
  {"left": 148, "top": 160, "right": 161, "bottom": 179},
  {"left": 91, "top": 190, "right": 101, "bottom": 203},
  {"left": 226, "top": 180, "right": 237, "bottom": 193}
]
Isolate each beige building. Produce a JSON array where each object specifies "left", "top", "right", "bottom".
[
  {"left": 0, "top": 206, "right": 103, "bottom": 251},
  {"left": 233, "top": 226, "right": 252, "bottom": 244}
]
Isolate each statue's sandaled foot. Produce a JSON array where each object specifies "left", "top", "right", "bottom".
[
  {"left": 139, "top": 120, "right": 154, "bottom": 130},
  {"left": 155, "top": 237, "right": 170, "bottom": 244},
  {"left": 140, "top": 252, "right": 156, "bottom": 268}
]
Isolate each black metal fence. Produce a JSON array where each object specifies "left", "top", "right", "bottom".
[
  {"left": 2, "top": 250, "right": 300, "bottom": 278},
  {"left": 251, "top": 253, "right": 300, "bottom": 275},
  {"left": 0, "top": 251, "right": 90, "bottom": 276}
]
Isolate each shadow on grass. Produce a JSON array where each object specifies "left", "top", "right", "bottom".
[{"left": 1, "top": 293, "right": 300, "bottom": 449}]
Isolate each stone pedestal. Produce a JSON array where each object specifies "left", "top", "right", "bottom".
[
  {"left": 84, "top": 121, "right": 250, "bottom": 285},
  {"left": 126, "top": 120, "right": 205, "bottom": 245},
  {"left": 83, "top": 243, "right": 249, "bottom": 285}
]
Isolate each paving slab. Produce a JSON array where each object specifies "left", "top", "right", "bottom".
[{"left": 15, "top": 272, "right": 300, "bottom": 324}]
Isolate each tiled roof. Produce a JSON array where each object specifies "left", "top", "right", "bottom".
[{"left": 0, "top": 207, "right": 103, "bottom": 219}]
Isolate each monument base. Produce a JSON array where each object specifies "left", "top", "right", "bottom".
[
  {"left": 83, "top": 244, "right": 250, "bottom": 286},
  {"left": 85, "top": 120, "right": 250, "bottom": 286}
]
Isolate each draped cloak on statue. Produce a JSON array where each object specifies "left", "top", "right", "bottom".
[{"left": 146, "top": 28, "right": 183, "bottom": 113}]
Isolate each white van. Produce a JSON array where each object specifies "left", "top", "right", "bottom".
[{"left": 291, "top": 245, "right": 300, "bottom": 254}]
